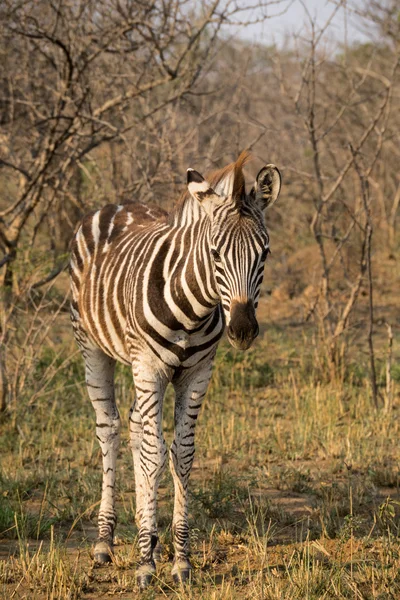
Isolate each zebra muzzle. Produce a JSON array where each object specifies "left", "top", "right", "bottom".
[{"left": 227, "top": 300, "right": 259, "bottom": 351}]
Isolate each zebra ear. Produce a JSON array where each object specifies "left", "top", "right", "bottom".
[
  {"left": 251, "top": 164, "right": 281, "bottom": 210},
  {"left": 187, "top": 169, "right": 221, "bottom": 216}
]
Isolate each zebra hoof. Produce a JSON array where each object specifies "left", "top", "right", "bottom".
[
  {"left": 172, "top": 569, "right": 191, "bottom": 585},
  {"left": 94, "top": 552, "right": 112, "bottom": 564},
  {"left": 94, "top": 541, "right": 113, "bottom": 565},
  {"left": 137, "top": 572, "right": 154, "bottom": 590},
  {"left": 136, "top": 560, "right": 156, "bottom": 590},
  {"left": 171, "top": 559, "right": 192, "bottom": 585}
]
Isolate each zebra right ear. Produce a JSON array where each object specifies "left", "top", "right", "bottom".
[
  {"left": 251, "top": 164, "right": 281, "bottom": 210},
  {"left": 187, "top": 169, "right": 221, "bottom": 216}
]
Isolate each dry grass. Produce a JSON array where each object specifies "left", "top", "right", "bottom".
[{"left": 1, "top": 281, "right": 400, "bottom": 599}]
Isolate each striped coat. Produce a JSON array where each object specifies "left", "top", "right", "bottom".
[{"left": 70, "top": 152, "right": 281, "bottom": 588}]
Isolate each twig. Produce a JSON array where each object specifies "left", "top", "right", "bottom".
[
  {"left": 351, "top": 146, "right": 378, "bottom": 409},
  {"left": 385, "top": 323, "right": 393, "bottom": 414},
  {"left": 30, "top": 261, "right": 69, "bottom": 290}
]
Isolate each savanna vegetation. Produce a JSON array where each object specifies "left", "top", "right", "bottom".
[{"left": 1, "top": 1, "right": 400, "bottom": 598}]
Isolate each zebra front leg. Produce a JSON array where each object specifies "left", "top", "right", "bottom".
[
  {"left": 170, "top": 364, "right": 213, "bottom": 584},
  {"left": 132, "top": 371, "right": 168, "bottom": 589},
  {"left": 129, "top": 393, "right": 163, "bottom": 564},
  {"left": 84, "top": 348, "right": 119, "bottom": 564},
  {"left": 129, "top": 394, "right": 145, "bottom": 527}
]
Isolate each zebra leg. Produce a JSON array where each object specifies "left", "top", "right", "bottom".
[
  {"left": 132, "top": 371, "right": 168, "bottom": 589},
  {"left": 129, "top": 394, "right": 145, "bottom": 527},
  {"left": 84, "top": 347, "right": 119, "bottom": 564},
  {"left": 129, "top": 393, "right": 163, "bottom": 564},
  {"left": 170, "top": 363, "right": 214, "bottom": 584}
]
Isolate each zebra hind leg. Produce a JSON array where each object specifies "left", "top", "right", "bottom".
[{"left": 83, "top": 346, "right": 119, "bottom": 564}]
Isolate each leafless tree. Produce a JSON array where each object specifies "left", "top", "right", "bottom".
[
  {"left": 1, "top": 0, "right": 399, "bottom": 409},
  {"left": 0, "top": 0, "right": 291, "bottom": 291},
  {"left": 267, "top": 1, "right": 400, "bottom": 388},
  {"left": 0, "top": 0, "right": 291, "bottom": 410}
]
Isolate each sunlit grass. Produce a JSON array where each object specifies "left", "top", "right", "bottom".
[{"left": 1, "top": 312, "right": 400, "bottom": 597}]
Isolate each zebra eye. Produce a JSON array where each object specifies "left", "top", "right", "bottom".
[
  {"left": 261, "top": 247, "right": 270, "bottom": 261},
  {"left": 211, "top": 249, "right": 221, "bottom": 262}
]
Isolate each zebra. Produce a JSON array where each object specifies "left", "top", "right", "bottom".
[{"left": 69, "top": 151, "right": 281, "bottom": 589}]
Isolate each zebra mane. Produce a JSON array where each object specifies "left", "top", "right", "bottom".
[
  {"left": 207, "top": 150, "right": 251, "bottom": 200},
  {"left": 171, "top": 150, "right": 252, "bottom": 223}
]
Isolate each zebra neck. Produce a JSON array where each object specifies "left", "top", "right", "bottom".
[
  {"left": 168, "top": 208, "right": 220, "bottom": 323},
  {"left": 172, "top": 195, "right": 203, "bottom": 227}
]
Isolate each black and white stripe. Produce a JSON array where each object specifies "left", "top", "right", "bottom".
[{"left": 69, "top": 152, "right": 281, "bottom": 587}]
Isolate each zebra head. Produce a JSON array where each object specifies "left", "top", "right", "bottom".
[{"left": 187, "top": 154, "right": 281, "bottom": 350}]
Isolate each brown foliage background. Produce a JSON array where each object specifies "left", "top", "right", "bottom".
[{"left": 0, "top": 0, "right": 399, "bottom": 398}]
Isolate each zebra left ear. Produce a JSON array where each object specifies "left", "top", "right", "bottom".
[
  {"left": 187, "top": 169, "right": 221, "bottom": 216},
  {"left": 250, "top": 164, "right": 281, "bottom": 210}
]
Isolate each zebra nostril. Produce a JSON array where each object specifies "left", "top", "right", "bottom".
[{"left": 228, "top": 300, "right": 259, "bottom": 346}]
